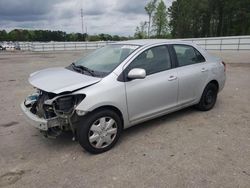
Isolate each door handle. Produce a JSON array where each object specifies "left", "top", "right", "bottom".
[
  {"left": 168, "top": 75, "right": 177, "bottom": 81},
  {"left": 201, "top": 68, "right": 208, "bottom": 72}
]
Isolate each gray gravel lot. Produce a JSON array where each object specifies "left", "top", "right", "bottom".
[{"left": 0, "top": 50, "right": 249, "bottom": 188}]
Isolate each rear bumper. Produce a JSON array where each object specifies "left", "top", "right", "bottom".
[{"left": 20, "top": 102, "right": 60, "bottom": 131}]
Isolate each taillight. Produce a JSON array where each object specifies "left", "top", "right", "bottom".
[{"left": 222, "top": 61, "right": 226, "bottom": 72}]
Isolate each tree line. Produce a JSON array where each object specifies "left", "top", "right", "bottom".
[
  {"left": 1, "top": 0, "right": 249, "bottom": 41},
  {"left": 0, "top": 29, "right": 130, "bottom": 42},
  {"left": 135, "top": 0, "right": 250, "bottom": 39}
]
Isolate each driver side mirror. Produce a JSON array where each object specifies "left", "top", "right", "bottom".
[{"left": 127, "top": 68, "right": 146, "bottom": 80}]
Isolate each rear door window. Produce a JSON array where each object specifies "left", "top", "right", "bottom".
[{"left": 173, "top": 45, "right": 205, "bottom": 67}]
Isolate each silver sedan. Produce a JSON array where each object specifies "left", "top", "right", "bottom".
[{"left": 21, "top": 40, "right": 226, "bottom": 154}]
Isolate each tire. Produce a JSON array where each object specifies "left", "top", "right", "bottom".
[
  {"left": 77, "top": 109, "right": 122, "bottom": 154},
  {"left": 196, "top": 83, "right": 218, "bottom": 111}
]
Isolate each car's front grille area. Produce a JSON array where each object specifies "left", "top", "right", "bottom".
[{"left": 35, "top": 90, "right": 57, "bottom": 119}]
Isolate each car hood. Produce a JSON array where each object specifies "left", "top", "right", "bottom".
[{"left": 29, "top": 67, "right": 101, "bottom": 94}]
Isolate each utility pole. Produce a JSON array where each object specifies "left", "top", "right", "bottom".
[
  {"left": 85, "top": 26, "right": 88, "bottom": 41},
  {"left": 80, "top": 8, "right": 84, "bottom": 41}
]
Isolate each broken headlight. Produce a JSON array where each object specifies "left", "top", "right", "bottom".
[
  {"left": 45, "top": 94, "right": 85, "bottom": 117},
  {"left": 24, "top": 92, "right": 39, "bottom": 107},
  {"left": 55, "top": 96, "right": 74, "bottom": 113}
]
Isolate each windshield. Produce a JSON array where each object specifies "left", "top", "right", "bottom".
[{"left": 74, "top": 44, "right": 139, "bottom": 77}]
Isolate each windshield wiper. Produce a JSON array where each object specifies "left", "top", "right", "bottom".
[{"left": 72, "top": 63, "right": 95, "bottom": 76}]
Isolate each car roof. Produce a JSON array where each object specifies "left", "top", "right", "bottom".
[{"left": 115, "top": 39, "right": 194, "bottom": 46}]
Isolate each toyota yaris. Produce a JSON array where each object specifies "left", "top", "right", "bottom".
[{"left": 21, "top": 40, "right": 226, "bottom": 154}]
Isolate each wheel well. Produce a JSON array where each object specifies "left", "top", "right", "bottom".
[
  {"left": 209, "top": 80, "right": 219, "bottom": 90},
  {"left": 91, "top": 106, "right": 124, "bottom": 128}
]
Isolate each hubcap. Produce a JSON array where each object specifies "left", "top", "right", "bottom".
[{"left": 88, "top": 117, "right": 117, "bottom": 149}]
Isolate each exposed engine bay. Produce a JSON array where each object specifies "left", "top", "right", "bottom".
[{"left": 23, "top": 89, "right": 85, "bottom": 138}]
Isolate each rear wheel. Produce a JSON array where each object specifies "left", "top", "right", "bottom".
[
  {"left": 77, "top": 109, "right": 122, "bottom": 154},
  {"left": 196, "top": 83, "right": 218, "bottom": 111}
]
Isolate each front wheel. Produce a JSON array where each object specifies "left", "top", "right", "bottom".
[
  {"left": 77, "top": 109, "right": 122, "bottom": 154},
  {"left": 196, "top": 83, "right": 218, "bottom": 111}
]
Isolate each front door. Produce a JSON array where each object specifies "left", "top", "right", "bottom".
[{"left": 124, "top": 45, "right": 178, "bottom": 123}]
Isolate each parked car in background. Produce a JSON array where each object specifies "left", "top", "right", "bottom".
[
  {"left": 2, "top": 42, "right": 18, "bottom": 51},
  {"left": 0, "top": 44, "right": 6, "bottom": 50},
  {"left": 14, "top": 42, "right": 21, "bottom": 50},
  {"left": 21, "top": 40, "right": 226, "bottom": 154}
]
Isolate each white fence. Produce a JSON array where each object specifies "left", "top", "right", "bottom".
[
  {"left": 19, "top": 41, "right": 114, "bottom": 52},
  {"left": 184, "top": 36, "right": 250, "bottom": 50},
  {"left": 18, "top": 35, "right": 250, "bottom": 52}
]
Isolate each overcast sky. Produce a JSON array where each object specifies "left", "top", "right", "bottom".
[{"left": 0, "top": 0, "right": 173, "bottom": 36}]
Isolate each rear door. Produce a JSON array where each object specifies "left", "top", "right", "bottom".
[{"left": 171, "top": 44, "right": 209, "bottom": 105}]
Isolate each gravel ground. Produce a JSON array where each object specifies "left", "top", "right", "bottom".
[{"left": 0, "top": 50, "right": 249, "bottom": 188}]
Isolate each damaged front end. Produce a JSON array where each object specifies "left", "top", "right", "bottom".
[{"left": 21, "top": 89, "right": 85, "bottom": 138}]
